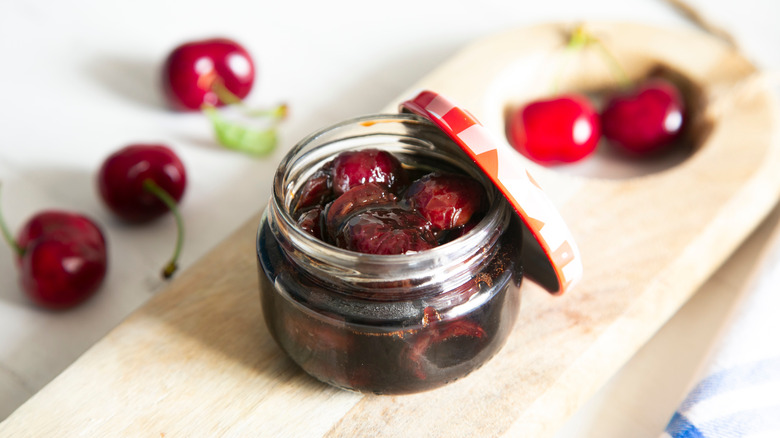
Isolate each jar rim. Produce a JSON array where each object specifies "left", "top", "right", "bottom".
[{"left": 267, "top": 113, "right": 514, "bottom": 287}]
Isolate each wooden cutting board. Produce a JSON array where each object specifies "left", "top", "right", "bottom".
[{"left": 3, "top": 22, "right": 780, "bottom": 437}]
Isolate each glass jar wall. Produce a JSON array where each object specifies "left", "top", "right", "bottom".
[{"left": 257, "top": 114, "right": 524, "bottom": 394}]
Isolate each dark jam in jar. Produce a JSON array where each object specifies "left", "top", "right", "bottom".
[{"left": 257, "top": 114, "right": 523, "bottom": 394}]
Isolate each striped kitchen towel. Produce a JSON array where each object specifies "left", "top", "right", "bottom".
[{"left": 662, "top": 221, "right": 780, "bottom": 438}]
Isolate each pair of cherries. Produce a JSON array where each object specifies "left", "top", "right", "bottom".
[
  {"left": 2, "top": 38, "right": 253, "bottom": 309},
  {"left": 507, "top": 77, "right": 687, "bottom": 165},
  {"left": 1, "top": 145, "right": 186, "bottom": 310}
]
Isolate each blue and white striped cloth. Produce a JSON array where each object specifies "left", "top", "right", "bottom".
[{"left": 663, "top": 228, "right": 780, "bottom": 438}]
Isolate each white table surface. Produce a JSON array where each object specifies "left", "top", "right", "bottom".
[{"left": 1, "top": 0, "right": 779, "bottom": 436}]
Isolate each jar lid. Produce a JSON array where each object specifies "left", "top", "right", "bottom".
[{"left": 400, "top": 90, "right": 582, "bottom": 295}]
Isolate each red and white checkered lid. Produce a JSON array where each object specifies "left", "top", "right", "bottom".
[{"left": 400, "top": 90, "right": 582, "bottom": 295}]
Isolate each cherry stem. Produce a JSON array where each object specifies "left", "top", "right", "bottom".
[
  {"left": 590, "top": 37, "right": 631, "bottom": 88},
  {"left": 553, "top": 26, "right": 593, "bottom": 94},
  {"left": 243, "top": 104, "right": 288, "bottom": 119},
  {"left": 202, "top": 79, "right": 288, "bottom": 156},
  {"left": 554, "top": 25, "right": 632, "bottom": 93},
  {"left": 0, "top": 183, "right": 23, "bottom": 257},
  {"left": 142, "top": 179, "right": 184, "bottom": 279},
  {"left": 211, "top": 80, "right": 244, "bottom": 107},
  {"left": 211, "top": 79, "right": 288, "bottom": 118}
]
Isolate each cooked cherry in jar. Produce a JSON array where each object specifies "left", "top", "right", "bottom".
[
  {"left": 257, "top": 114, "right": 524, "bottom": 394},
  {"left": 292, "top": 148, "right": 488, "bottom": 254}
]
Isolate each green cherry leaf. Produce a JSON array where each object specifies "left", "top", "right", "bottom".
[{"left": 203, "top": 105, "right": 283, "bottom": 156}]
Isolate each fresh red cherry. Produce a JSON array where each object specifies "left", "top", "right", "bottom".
[
  {"left": 405, "top": 173, "right": 486, "bottom": 232},
  {"left": 98, "top": 144, "right": 186, "bottom": 222},
  {"left": 97, "top": 144, "right": 186, "bottom": 278},
  {"left": 0, "top": 201, "right": 107, "bottom": 309},
  {"left": 331, "top": 149, "right": 406, "bottom": 196},
  {"left": 601, "top": 78, "right": 685, "bottom": 155},
  {"left": 163, "top": 37, "right": 255, "bottom": 111},
  {"left": 507, "top": 94, "right": 601, "bottom": 164},
  {"left": 335, "top": 207, "right": 436, "bottom": 255}
]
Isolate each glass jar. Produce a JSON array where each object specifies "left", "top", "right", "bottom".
[{"left": 256, "top": 113, "right": 524, "bottom": 394}]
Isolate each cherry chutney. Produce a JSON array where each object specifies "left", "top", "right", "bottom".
[{"left": 257, "top": 114, "right": 523, "bottom": 394}]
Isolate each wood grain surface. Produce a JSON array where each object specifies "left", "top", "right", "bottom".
[{"left": 2, "top": 22, "right": 779, "bottom": 437}]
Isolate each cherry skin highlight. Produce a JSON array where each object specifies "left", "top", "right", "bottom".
[
  {"left": 98, "top": 144, "right": 186, "bottom": 223},
  {"left": 601, "top": 78, "right": 686, "bottom": 155},
  {"left": 405, "top": 173, "right": 486, "bottom": 232},
  {"left": 335, "top": 207, "right": 436, "bottom": 255},
  {"left": 163, "top": 37, "right": 255, "bottom": 111},
  {"left": 14, "top": 211, "right": 107, "bottom": 309},
  {"left": 331, "top": 148, "right": 406, "bottom": 196},
  {"left": 507, "top": 94, "right": 601, "bottom": 164}
]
